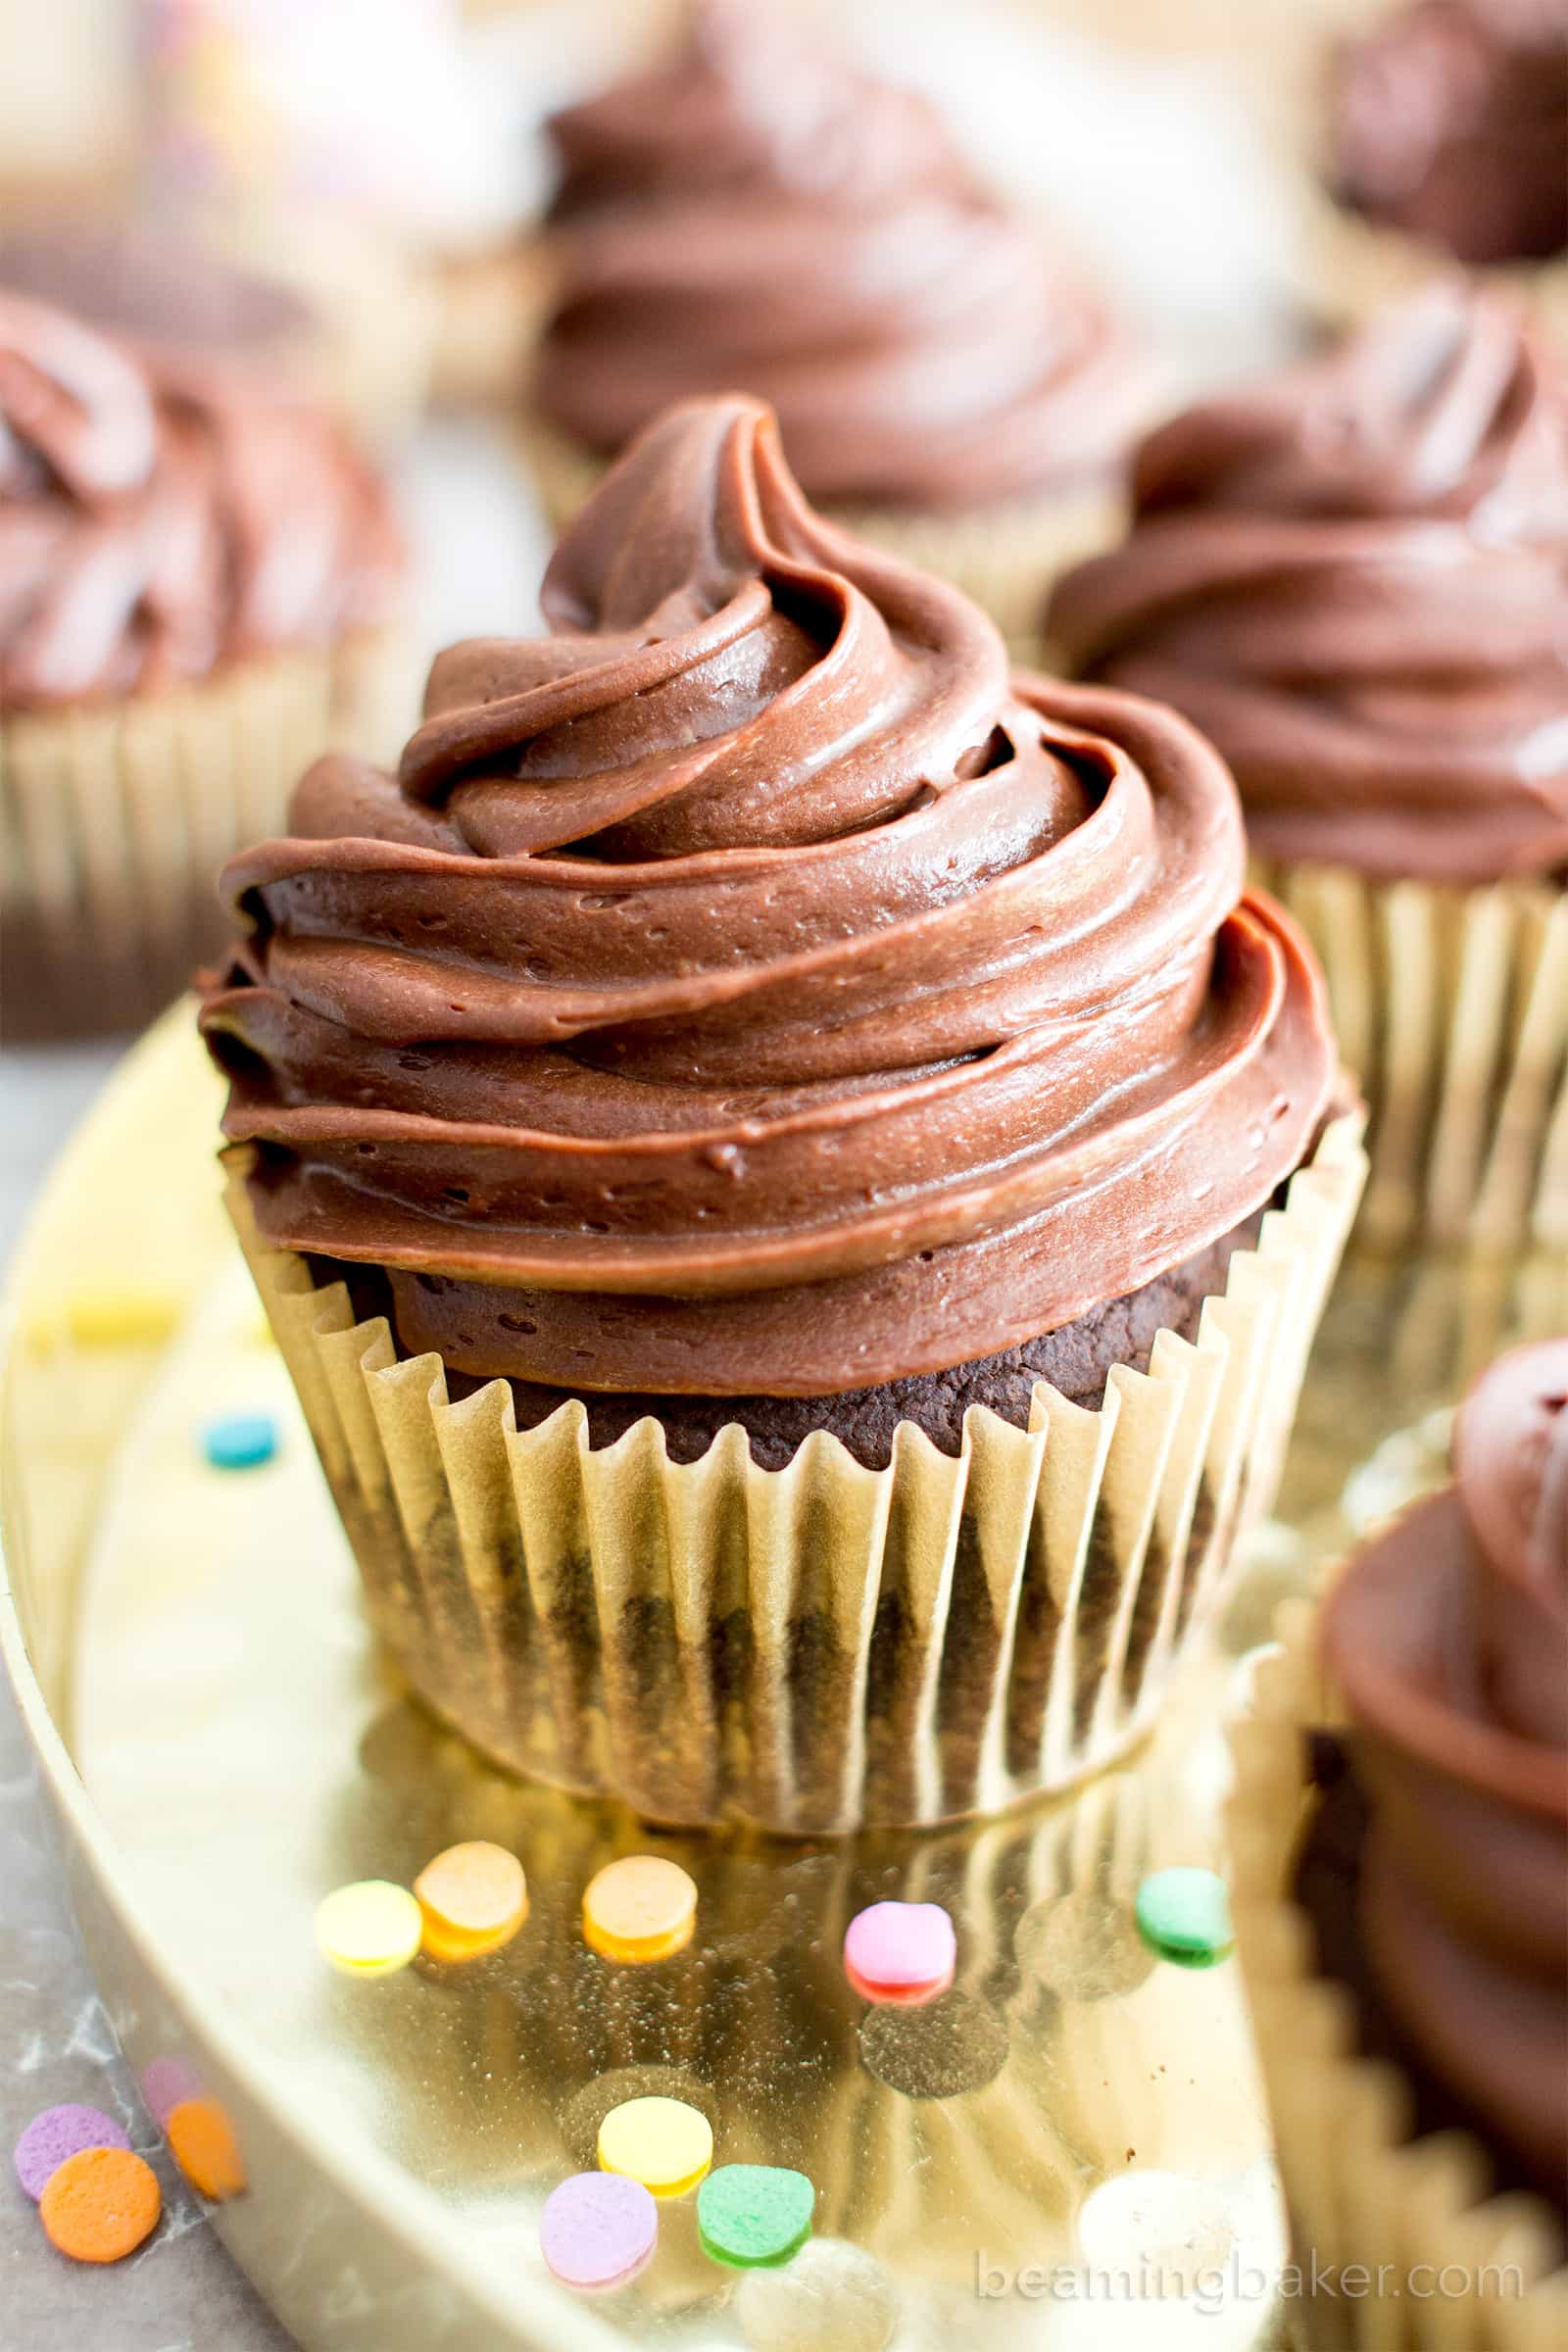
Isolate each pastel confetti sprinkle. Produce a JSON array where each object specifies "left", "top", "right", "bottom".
[
  {"left": 539, "top": 2170, "right": 659, "bottom": 2292},
  {"left": 583, "top": 1855, "right": 697, "bottom": 1964},
  {"left": 139, "top": 2056, "right": 204, "bottom": 2128},
  {"left": 698, "top": 2164, "right": 814, "bottom": 2269},
  {"left": 39, "top": 2146, "right": 161, "bottom": 2264},
  {"left": 416, "top": 1839, "right": 527, "bottom": 1963},
  {"left": 14, "top": 2106, "right": 129, "bottom": 2202},
  {"left": 843, "top": 1900, "right": 956, "bottom": 2005},
  {"left": 316, "top": 1880, "right": 422, "bottom": 1978},
  {"left": 202, "top": 1411, "right": 278, "bottom": 1471},
  {"left": 598, "top": 2094, "right": 712, "bottom": 2199},
  {"left": 167, "top": 2097, "right": 247, "bottom": 2202},
  {"left": 62, "top": 1286, "right": 178, "bottom": 1345},
  {"left": 1134, "top": 1868, "right": 1234, "bottom": 1969},
  {"left": 1076, "top": 2170, "right": 1234, "bottom": 2286},
  {"left": 736, "top": 2237, "right": 898, "bottom": 2352}
]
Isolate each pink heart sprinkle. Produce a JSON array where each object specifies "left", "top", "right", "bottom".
[{"left": 843, "top": 1900, "right": 956, "bottom": 2003}]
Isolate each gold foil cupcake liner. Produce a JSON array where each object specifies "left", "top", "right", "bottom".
[
  {"left": 1227, "top": 1603, "right": 1568, "bottom": 2350},
  {"left": 515, "top": 412, "right": 1122, "bottom": 662},
  {"left": 1255, "top": 859, "right": 1568, "bottom": 1250},
  {"left": 223, "top": 1112, "right": 1364, "bottom": 1835},
  {"left": 1, "top": 629, "right": 410, "bottom": 1039}
]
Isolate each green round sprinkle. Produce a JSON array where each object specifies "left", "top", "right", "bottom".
[
  {"left": 1134, "top": 1868, "right": 1234, "bottom": 1969},
  {"left": 698, "top": 2164, "right": 814, "bottom": 2269}
]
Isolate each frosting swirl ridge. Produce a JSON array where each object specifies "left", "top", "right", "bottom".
[
  {"left": 1323, "top": 1339, "right": 1568, "bottom": 2201},
  {"left": 1046, "top": 286, "right": 1568, "bottom": 883},
  {"left": 0, "top": 286, "right": 401, "bottom": 710},
  {"left": 535, "top": 0, "right": 1139, "bottom": 511},
  {"left": 204, "top": 394, "right": 1335, "bottom": 1397}
]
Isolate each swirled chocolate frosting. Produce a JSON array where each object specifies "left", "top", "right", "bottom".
[
  {"left": 1047, "top": 286, "right": 1568, "bottom": 883},
  {"left": 1329, "top": 0, "right": 1568, "bottom": 267},
  {"left": 0, "top": 285, "right": 401, "bottom": 710},
  {"left": 1321, "top": 1340, "right": 1568, "bottom": 2203},
  {"left": 534, "top": 0, "right": 1139, "bottom": 512},
  {"left": 203, "top": 393, "right": 1335, "bottom": 1402}
]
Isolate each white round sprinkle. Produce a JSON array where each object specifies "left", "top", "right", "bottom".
[
  {"left": 737, "top": 2236, "right": 898, "bottom": 2352},
  {"left": 1077, "top": 2170, "right": 1234, "bottom": 2294}
]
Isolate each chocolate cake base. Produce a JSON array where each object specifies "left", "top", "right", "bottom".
[
  {"left": 325, "top": 1202, "right": 1266, "bottom": 1472},
  {"left": 1293, "top": 1736, "right": 1567, "bottom": 2230}
]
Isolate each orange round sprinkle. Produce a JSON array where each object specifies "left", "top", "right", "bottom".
[
  {"left": 39, "top": 2145, "right": 161, "bottom": 2264},
  {"left": 583, "top": 1855, "right": 697, "bottom": 1964},
  {"left": 167, "top": 2097, "right": 247, "bottom": 2203},
  {"left": 415, "top": 1840, "right": 527, "bottom": 1962}
]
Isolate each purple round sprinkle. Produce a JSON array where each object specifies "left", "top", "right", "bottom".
[
  {"left": 140, "top": 2056, "right": 204, "bottom": 2128},
  {"left": 14, "top": 2105, "right": 130, "bottom": 2202},
  {"left": 540, "top": 2170, "right": 659, "bottom": 2292}
]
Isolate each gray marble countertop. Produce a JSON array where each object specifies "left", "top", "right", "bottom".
[
  {"left": 1, "top": 1041, "right": 293, "bottom": 2346},
  {"left": 1, "top": 1667, "right": 294, "bottom": 2349}
]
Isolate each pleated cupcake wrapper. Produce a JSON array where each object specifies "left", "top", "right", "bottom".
[
  {"left": 515, "top": 411, "right": 1122, "bottom": 663},
  {"left": 1227, "top": 1604, "right": 1568, "bottom": 2349},
  {"left": 431, "top": 237, "right": 558, "bottom": 413},
  {"left": 1255, "top": 858, "right": 1568, "bottom": 1251},
  {"left": 224, "top": 1112, "right": 1363, "bottom": 1834},
  {"left": 1, "top": 629, "right": 410, "bottom": 1038}
]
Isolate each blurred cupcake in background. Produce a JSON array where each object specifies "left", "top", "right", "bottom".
[
  {"left": 1047, "top": 284, "right": 1568, "bottom": 1249},
  {"left": 0, "top": 217, "right": 326, "bottom": 411},
  {"left": 521, "top": 0, "right": 1147, "bottom": 651},
  {"left": 203, "top": 387, "right": 1361, "bottom": 1835},
  {"left": 1229, "top": 1338, "right": 1567, "bottom": 2343},
  {"left": 1, "top": 239, "right": 406, "bottom": 1039},
  {"left": 1298, "top": 0, "right": 1568, "bottom": 346}
]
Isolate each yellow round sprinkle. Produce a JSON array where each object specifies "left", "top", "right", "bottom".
[
  {"left": 597, "top": 2095, "right": 712, "bottom": 2199},
  {"left": 416, "top": 1840, "right": 528, "bottom": 1963},
  {"left": 64, "top": 1287, "right": 179, "bottom": 1346},
  {"left": 316, "top": 1881, "right": 422, "bottom": 1978},
  {"left": 582, "top": 1855, "right": 697, "bottom": 1964}
]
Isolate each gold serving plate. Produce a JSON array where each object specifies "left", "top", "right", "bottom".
[{"left": 3, "top": 1008, "right": 1563, "bottom": 2351}]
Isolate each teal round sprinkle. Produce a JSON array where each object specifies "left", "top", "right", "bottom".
[
  {"left": 1134, "top": 1868, "right": 1234, "bottom": 1969},
  {"left": 697, "top": 2164, "right": 814, "bottom": 2270},
  {"left": 203, "top": 1412, "right": 278, "bottom": 1471}
]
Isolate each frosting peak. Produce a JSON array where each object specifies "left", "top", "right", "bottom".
[
  {"left": 1453, "top": 1342, "right": 1568, "bottom": 1745},
  {"left": 1047, "top": 287, "right": 1568, "bottom": 883},
  {"left": 1322, "top": 1338, "right": 1568, "bottom": 2200},
  {"left": 535, "top": 2, "right": 1140, "bottom": 511},
  {"left": 204, "top": 393, "right": 1334, "bottom": 1400}
]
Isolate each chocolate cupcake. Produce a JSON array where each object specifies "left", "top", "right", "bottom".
[
  {"left": 204, "top": 391, "right": 1360, "bottom": 1832},
  {"left": 1048, "top": 285, "right": 1568, "bottom": 1246},
  {"left": 1229, "top": 1340, "right": 1567, "bottom": 2344},
  {"left": 1298, "top": 0, "right": 1568, "bottom": 345},
  {"left": 521, "top": 0, "right": 1144, "bottom": 652},
  {"left": 0, "top": 270, "right": 405, "bottom": 1038}
]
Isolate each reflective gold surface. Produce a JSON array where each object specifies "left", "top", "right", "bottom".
[{"left": 3, "top": 1012, "right": 1564, "bottom": 2350}]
